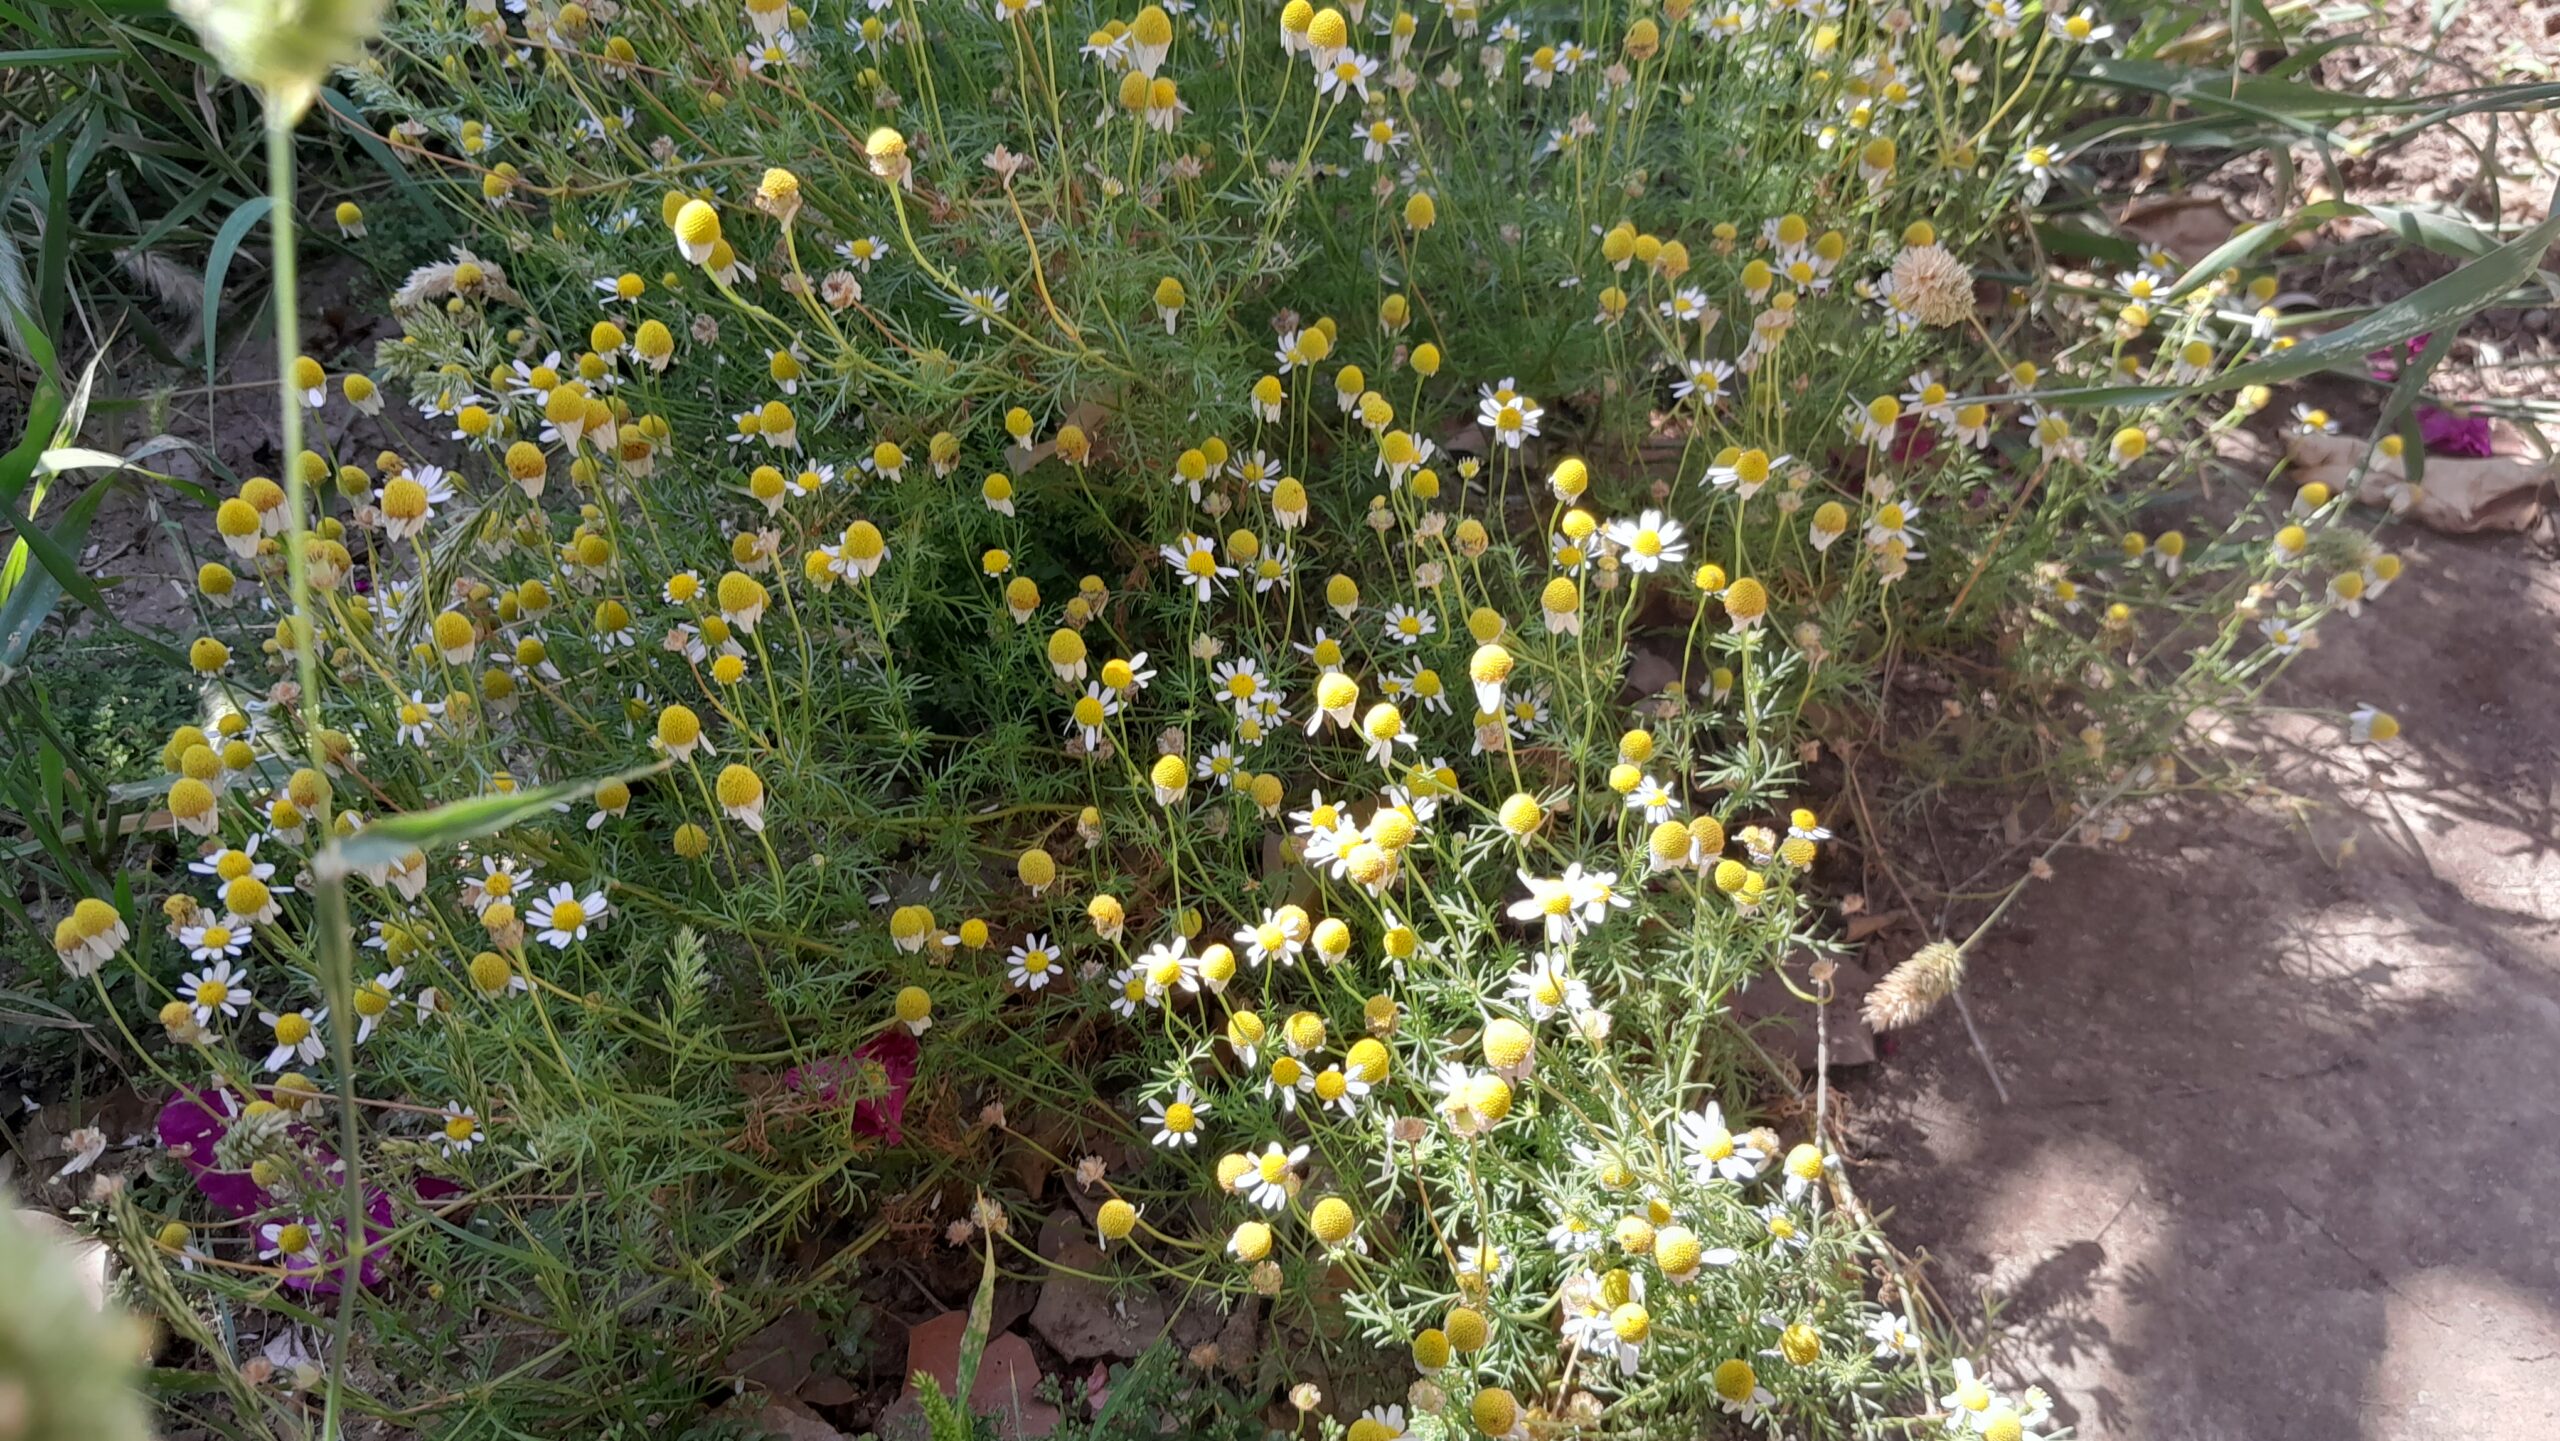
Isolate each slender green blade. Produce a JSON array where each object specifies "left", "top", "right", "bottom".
[
  {"left": 315, "top": 761, "right": 669, "bottom": 877},
  {"left": 200, "top": 194, "right": 272, "bottom": 381},
  {"left": 1995, "top": 185, "right": 2560, "bottom": 408}
]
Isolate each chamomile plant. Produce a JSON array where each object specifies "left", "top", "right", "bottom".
[{"left": 46, "top": 0, "right": 2434, "bottom": 1432}]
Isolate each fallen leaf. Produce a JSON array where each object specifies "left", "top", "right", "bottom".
[
  {"left": 893, "top": 1313, "right": 1060, "bottom": 1439},
  {"left": 2118, "top": 195, "right": 2239, "bottom": 266},
  {"left": 725, "top": 1309, "right": 827, "bottom": 1397},
  {"left": 2287, "top": 432, "right": 2547, "bottom": 534},
  {"left": 1844, "top": 910, "right": 1907, "bottom": 943}
]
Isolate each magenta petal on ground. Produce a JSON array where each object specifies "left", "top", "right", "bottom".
[
  {"left": 2418, "top": 406, "right": 2494, "bottom": 457},
  {"left": 160, "top": 1086, "right": 468, "bottom": 1290},
  {"left": 1889, "top": 415, "right": 1939, "bottom": 464},
  {"left": 783, "top": 1030, "right": 919, "bottom": 1143},
  {"left": 853, "top": 1030, "right": 919, "bottom": 1142},
  {"left": 159, "top": 1087, "right": 270, "bottom": 1217}
]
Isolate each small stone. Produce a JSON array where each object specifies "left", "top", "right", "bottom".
[
  {"left": 1029, "top": 1211, "right": 1168, "bottom": 1360},
  {"left": 717, "top": 1394, "right": 845, "bottom": 1441}
]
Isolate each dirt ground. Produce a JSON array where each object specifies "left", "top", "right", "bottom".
[
  {"left": 1852, "top": 511, "right": 2560, "bottom": 1439},
  {"left": 1842, "top": 10, "right": 2560, "bottom": 1434}
]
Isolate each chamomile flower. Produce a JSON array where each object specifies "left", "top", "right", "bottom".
[
  {"left": 1244, "top": 1141, "right": 1308, "bottom": 1210},
  {"left": 461, "top": 855, "right": 536, "bottom": 915},
  {"left": 1672, "top": 356, "right": 1734, "bottom": 404},
  {"left": 179, "top": 911, "right": 252, "bottom": 963},
  {"left": 1711, "top": 1358, "right": 1777, "bottom": 1420},
  {"left": 437, "top": 1105, "right": 482, "bottom": 1154},
  {"left": 1940, "top": 1358, "right": 2007, "bottom": 1423},
  {"left": 1476, "top": 378, "right": 1543, "bottom": 448},
  {"left": 1455, "top": 1241, "right": 1509, "bottom": 1287},
  {"left": 527, "top": 881, "right": 608, "bottom": 948},
  {"left": 1504, "top": 953, "right": 1590, "bottom": 1021},
  {"left": 1144, "top": 1084, "right": 1209, "bottom": 1147},
  {"left": 1065, "top": 683, "right": 1120, "bottom": 749},
  {"left": 350, "top": 967, "right": 404, "bottom": 1044},
  {"left": 1866, "top": 1309, "right": 1921, "bottom": 1360},
  {"left": 1211, "top": 657, "right": 1270, "bottom": 713},
  {"left": 2014, "top": 137, "right": 2062, "bottom": 203},
  {"left": 1006, "top": 933, "right": 1061, "bottom": 991},
  {"left": 2046, "top": 5, "right": 2114, "bottom": 44},
  {"left": 181, "top": 959, "right": 252, "bottom": 1024},
  {"left": 1161, "top": 532, "right": 1235, "bottom": 601},
  {"left": 1547, "top": 1208, "right": 1607, "bottom": 1255},
  {"left": 1865, "top": 500, "right": 1923, "bottom": 551},
  {"left": 1106, "top": 966, "right": 1148, "bottom": 1018},
  {"left": 2259, "top": 616, "right": 2312, "bottom": 656},
  {"left": 1625, "top": 774, "right": 1682, "bottom": 824},
  {"left": 1237, "top": 908, "right": 1305, "bottom": 968},
  {"left": 946, "top": 285, "right": 1010, "bottom": 334},
  {"left": 1705, "top": 447, "right": 1784, "bottom": 498},
  {"left": 1603, "top": 511, "right": 1687, "bottom": 573},
  {"left": 260, "top": 1006, "right": 328, "bottom": 1071},
  {"left": 1380, "top": 602, "right": 1436, "bottom": 645},
  {"left": 1677, "top": 1102, "right": 1767, "bottom": 1183},
  {"left": 259, "top": 1218, "right": 324, "bottom": 1268},
  {"left": 1193, "top": 742, "right": 1240, "bottom": 788}
]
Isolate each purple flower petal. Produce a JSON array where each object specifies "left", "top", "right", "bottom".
[
  {"left": 158, "top": 1086, "right": 470, "bottom": 1291},
  {"left": 2418, "top": 405, "right": 2494, "bottom": 457},
  {"left": 783, "top": 1030, "right": 920, "bottom": 1143}
]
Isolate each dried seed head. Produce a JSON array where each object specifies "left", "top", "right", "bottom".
[
  {"left": 1863, "top": 939, "right": 1966, "bottom": 1031},
  {"left": 1890, "top": 243, "right": 1975, "bottom": 328}
]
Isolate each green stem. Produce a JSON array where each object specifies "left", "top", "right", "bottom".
[{"left": 267, "top": 99, "right": 366, "bottom": 1441}]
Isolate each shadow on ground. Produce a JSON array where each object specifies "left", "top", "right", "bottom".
[{"left": 1851, "top": 525, "right": 2560, "bottom": 1440}]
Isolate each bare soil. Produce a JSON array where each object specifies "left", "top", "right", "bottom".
[
  {"left": 1841, "top": 10, "right": 2560, "bottom": 1430},
  {"left": 1849, "top": 511, "right": 2560, "bottom": 1440}
]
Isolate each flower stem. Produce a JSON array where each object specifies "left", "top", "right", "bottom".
[{"left": 266, "top": 98, "right": 366, "bottom": 1441}]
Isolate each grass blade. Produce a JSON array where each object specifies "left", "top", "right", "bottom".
[
  {"left": 315, "top": 760, "right": 669, "bottom": 878},
  {"left": 1996, "top": 185, "right": 2560, "bottom": 408},
  {"left": 200, "top": 194, "right": 272, "bottom": 381}
]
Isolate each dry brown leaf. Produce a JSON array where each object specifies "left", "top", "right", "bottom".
[
  {"left": 2287, "top": 432, "right": 2547, "bottom": 534},
  {"left": 1844, "top": 909, "right": 1908, "bottom": 943}
]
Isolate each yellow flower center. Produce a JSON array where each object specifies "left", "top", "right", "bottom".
[{"left": 549, "top": 899, "right": 587, "bottom": 933}]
